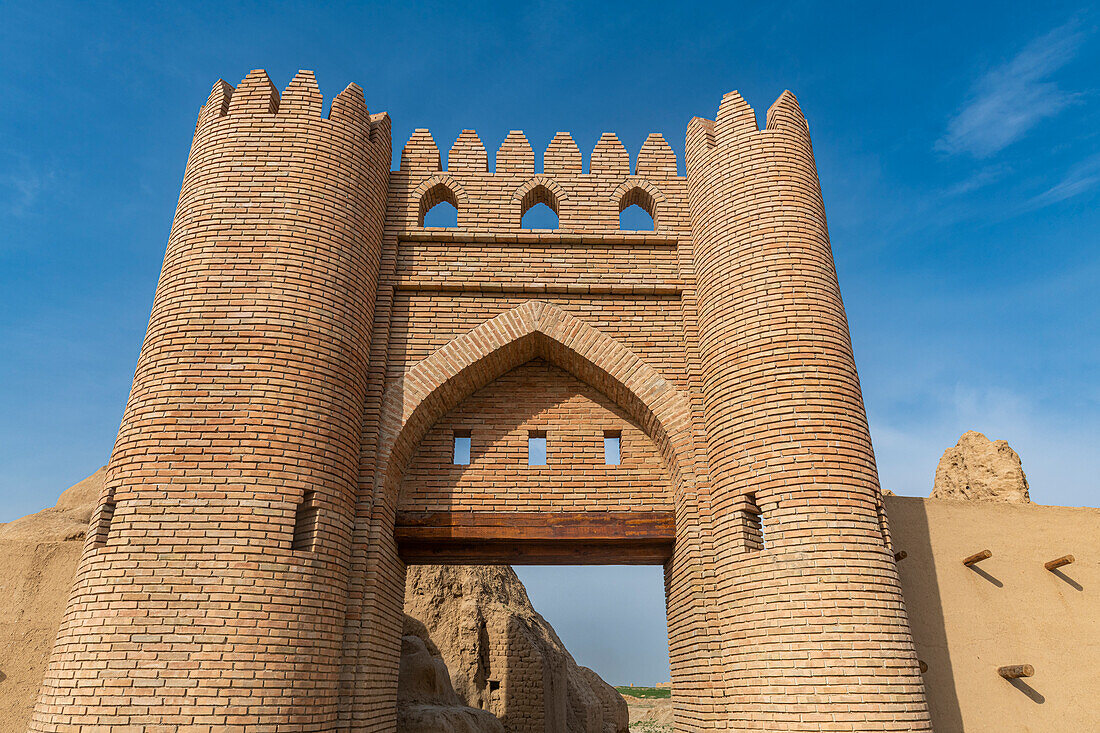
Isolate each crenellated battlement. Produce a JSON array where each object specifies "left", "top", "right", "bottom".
[
  {"left": 33, "top": 72, "right": 934, "bottom": 733},
  {"left": 398, "top": 126, "right": 682, "bottom": 178},
  {"left": 394, "top": 89, "right": 806, "bottom": 183},
  {"left": 391, "top": 124, "right": 690, "bottom": 234},
  {"left": 195, "top": 68, "right": 380, "bottom": 131},
  {"left": 185, "top": 72, "right": 809, "bottom": 238},
  {"left": 685, "top": 89, "right": 809, "bottom": 169}
]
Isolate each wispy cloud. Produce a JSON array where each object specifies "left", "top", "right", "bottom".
[
  {"left": 937, "top": 21, "right": 1087, "bottom": 158},
  {"left": 0, "top": 165, "right": 54, "bottom": 217},
  {"left": 942, "top": 164, "right": 1012, "bottom": 196},
  {"left": 1029, "top": 151, "right": 1100, "bottom": 207}
]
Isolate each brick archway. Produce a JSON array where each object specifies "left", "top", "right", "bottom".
[
  {"left": 413, "top": 173, "right": 468, "bottom": 226},
  {"left": 378, "top": 300, "right": 696, "bottom": 499},
  {"left": 34, "top": 75, "right": 932, "bottom": 732},
  {"left": 341, "top": 300, "right": 710, "bottom": 730}
]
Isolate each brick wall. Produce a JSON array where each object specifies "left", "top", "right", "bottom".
[
  {"left": 29, "top": 70, "right": 390, "bottom": 732},
  {"left": 32, "top": 70, "right": 932, "bottom": 731},
  {"left": 400, "top": 359, "right": 672, "bottom": 514}
]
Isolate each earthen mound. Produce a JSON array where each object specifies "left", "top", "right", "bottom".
[
  {"left": 1, "top": 468, "right": 105, "bottom": 730},
  {"left": 0, "top": 466, "right": 104, "bottom": 542},
  {"left": 932, "top": 431, "right": 1030, "bottom": 503},
  {"left": 405, "top": 564, "right": 628, "bottom": 733},
  {"left": 398, "top": 616, "right": 505, "bottom": 733},
  {"left": 623, "top": 694, "right": 674, "bottom": 730}
]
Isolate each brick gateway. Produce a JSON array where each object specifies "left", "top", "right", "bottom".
[{"left": 30, "top": 70, "right": 933, "bottom": 731}]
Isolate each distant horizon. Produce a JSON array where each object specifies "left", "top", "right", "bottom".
[{"left": 2, "top": 0, "right": 1097, "bottom": 688}]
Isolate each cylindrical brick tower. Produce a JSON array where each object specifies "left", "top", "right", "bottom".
[
  {"left": 685, "top": 91, "right": 932, "bottom": 730},
  {"left": 29, "top": 70, "right": 390, "bottom": 732}
]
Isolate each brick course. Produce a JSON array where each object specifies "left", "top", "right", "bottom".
[{"left": 30, "top": 70, "right": 932, "bottom": 731}]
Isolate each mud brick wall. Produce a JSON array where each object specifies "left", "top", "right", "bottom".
[{"left": 500, "top": 617, "right": 545, "bottom": 732}]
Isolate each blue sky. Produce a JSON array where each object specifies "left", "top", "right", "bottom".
[{"left": 2, "top": 1, "right": 1098, "bottom": 686}]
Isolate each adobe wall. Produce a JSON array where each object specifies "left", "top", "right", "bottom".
[
  {"left": 886, "top": 496, "right": 1100, "bottom": 733},
  {"left": 0, "top": 540, "right": 83, "bottom": 732}
]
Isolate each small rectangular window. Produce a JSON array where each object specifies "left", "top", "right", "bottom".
[
  {"left": 744, "top": 491, "right": 764, "bottom": 551},
  {"left": 604, "top": 431, "right": 621, "bottom": 465},
  {"left": 90, "top": 496, "right": 116, "bottom": 548},
  {"left": 292, "top": 490, "right": 320, "bottom": 552},
  {"left": 453, "top": 430, "right": 471, "bottom": 465},
  {"left": 876, "top": 496, "right": 891, "bottom": 549},
  {"left": 528, "top": 431, "right": 547, "bottom": 466}
]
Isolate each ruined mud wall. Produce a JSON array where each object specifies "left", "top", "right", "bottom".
[{"left": 0, "top": 541, "right": 82, "bottom": 731}]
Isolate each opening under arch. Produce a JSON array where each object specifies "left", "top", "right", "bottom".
[
  {"left": 418, "top": 181, "right": 461, "bottom": 227},
  {"left": 619, "top": 204, "right": 654, "bottom": 231},
  {"left": 521, "top": 202, "right": 558, "bottom": 229},
  {"left": 422, "top": 200, "right": 458, "bottom": 227},
  {"left": 519, "top": 184, "right": 560, "bottom": 229},
  {"left": 618, "top": 186, "right": 657, "bottom": 230}
]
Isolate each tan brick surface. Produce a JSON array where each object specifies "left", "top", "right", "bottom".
[
  {"left": 30, "top": 69, "right": 390, "bottom": 732},
  {"left": 400, "top": 359, "right": 673, "bottom": 513},
  {"left": 684, "top": 91, "right": 931, "bottom": 730},
  {"left": 31, "top": 71, "right": 932, "bottom": 732}
]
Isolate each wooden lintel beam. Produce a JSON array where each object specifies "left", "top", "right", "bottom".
[{"left": 394, "top": 511, "right": 675, "bottom": 565}]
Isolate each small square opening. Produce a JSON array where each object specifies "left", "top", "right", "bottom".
[
  {"left": 292, "top": 490, "right": 320, "bottom": 553},
  {"left": 604, "top": 431, "right": 621, "bottom": 465},
  {"left": 744, "top": 491, "right": 764, "bottom": 551},
  {"left": 528, "top": 431, "right": 547, "bottom": 466},
  {"left": 90, "top": 497, "right": 116, "bottom": 549},
  {"left": 453, "top": 430, "right": 471, "bottom": 465}
]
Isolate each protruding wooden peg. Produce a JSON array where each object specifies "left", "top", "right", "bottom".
[
  {"left": 894, "top": 550, "right": 908, "bottom": 561},
  {"left": 963, "top": 549, "right": 992, "bottom": 566},
  {"left": 998, "top": 665, "right": 1034, "bottom": 679},
  {"left": 1045, "top": 555, "right": 1074, "bottom": 571},
  {"left": 918, "top": 660, "right": 928, "bottom": 673}
]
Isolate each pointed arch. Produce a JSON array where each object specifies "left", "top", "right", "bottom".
[
  {"left": 613, "top": 177, "right": 666, "bottom": 230},
  {"left": 414, "top": 174, "right": 468, "bottom": 226},
  {"left": 512, "top": 175, "right": 567, "bottom": 223},
  {"left": 378, "top": 301, "right": 694, "bottom": 495}
]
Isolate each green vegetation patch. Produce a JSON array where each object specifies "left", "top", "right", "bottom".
[
  {"left": 616, "top": 686, "right": 671, "bottom": 699},
  {"left": 628, "top": 723, "right": 674, "bottom": 732}
]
